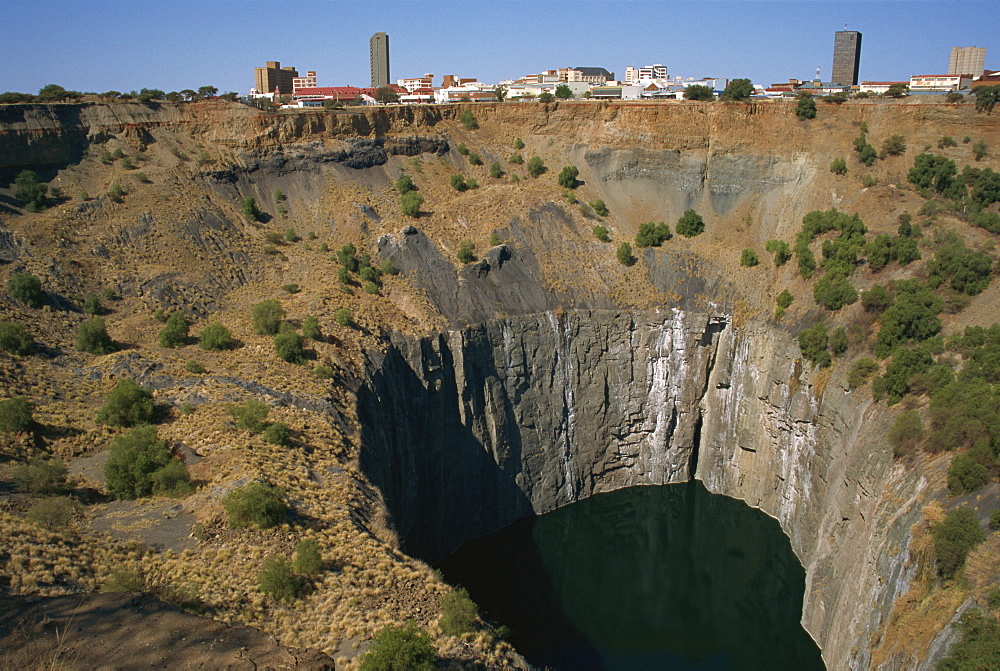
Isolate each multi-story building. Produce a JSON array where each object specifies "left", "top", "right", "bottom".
[
  {"left": 831, "top": 30, "right": 862, "bottom": 86},
  {"left": 397, "top": 74, "right": 434, "bottom": 92},
  {"left": 292, "top": 71, "right": 317, "bottom": 94},
  {"left": 370, "top": 32, "right": 390, "bottom": 88},
  {"left": 254, "top": 61, "right": 299, "bottom": 95},
  {"left": 909, "top": 74, "right": 973, "bottom": 92},
  {"left": 569, "top": 67, "right": 614, "bottom": 84},
  {"left": 948, "top": 47, "right": 987, "bottom": 76},
  {"left": 624, "top": 64, "right": 668, "bottom": 84}
]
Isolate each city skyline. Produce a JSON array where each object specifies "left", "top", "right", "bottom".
[{"left": 2, "top": 1, "right": 998, "bottom": 95}]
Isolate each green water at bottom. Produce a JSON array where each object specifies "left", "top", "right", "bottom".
[{"left": 438, "top": 481, "right": 825, "bottom": 670}]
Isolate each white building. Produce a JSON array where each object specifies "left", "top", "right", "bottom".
[
  {"left": 625, "top": 64, "right": 668, "bottom": 85},
  {"left": 909, "top": 74, "right": 973, "bottom": 92},
  {"left": 291, "top": 71, "right": 317, "bottom": 94},
  {"left": 397, "top": 74, "right": 434, "bottom": 93}
]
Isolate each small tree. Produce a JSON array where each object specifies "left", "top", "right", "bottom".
[
  {"left": 401, "top": 191, "right": 423, "bottom": 217},
  {"left": 292, "top": 538, "right": 323, "bottom": 576},
  {"left": 0, "top": 397, "right": 34, "bottom": 433},
  {"left": 241, "top": 196, "right": 263, "bottom": 222},
  {"left": 798, "top": 323, "right": 831, "bottom": 367},
  {"left": 459, "top": 107, "right": 478, "bottom": 130},
  {"left": 616, "top": 242, "right": 635, "bottom": 266},
  {"left": 302, "top": 315, "right": 322, "bottom": 341},
  {"left": 263, "top": 421, "right": 291, "bottom": 446},
  {"left": 538, "top": 91, "right": 554, "bottom": 103},
  {"left": 888, "top": 409, "right": 923, "bottom": 455},
  {"left": 557, "top": 165, "right": 579, "bottom": 189},
  {"left": 829, "top": 158, "right": 848, "bottom": 175},
  {"left": 555, "top": 84, "right": 573, "bottom": 99},
  {"left": 765, "top": 240, "right": 791, "bottom": 266},
  {"left": 972, "top": 140, "right": 988, "bottom": 161},
  {"left": 514, "top": 137, "right": 525, "bottom": 150},
  {"left": 14, "top": 458, "right": 66, "bottom": 494},
  {"left": 590, "top": 199, "right": 609, "bottom": 217},
  {"left": 7, "top": 273, "right": 44, "bottom": 307},
  {"left": 76, "top": 317, "right": 115, "bottom": 355},
  {"left": 720, "top": 78, "right": 753, "bottom": 102},
  {"left": 675, "top": 209, "right": 705, "bottom": 237},
  {"left": 274, "top": 330, "right": 304, "bottom": 363},
  {"left": 0, "top": 321, "right": 35, "bottom": 356},
  {"left": 527, "top": 156, "right": 546, "bottom": 178},
  {"left": 335, "top": 308, "right": 352, "bottom": 327},
  {"left": 796, "top": 93, "right": 817, "bottom": 120},
  {"left": 105, "top": 425, "right": 190, "bottom": 499},
  {"left": 284, "top": 228, "right": 299, "bottom": 243},
  {"left": 13, "top": 170, "right": 48, "bottom": 211},
  {"left": 489, "top": 161, "right": 503, "bottom": 179},
  {"left": 450, "top": 174, "right": 468, "bottom": 191},
  {"left": 509, "top": 152, "right": 524, "bottom": 165},
  {"left": 258, "top": 557, "right": 301, "bottom": 601},
  {"left": 884, "top": 83, "right": 909, "bottom": 98},
  {"left": 375, "top": 86, "right": 399, "bottom": 104},
  {"left": 974, "top": 85, "right": 999, "bottom": 114},
  {"left": 880, "top": 135, "right": 907, "bottom": 158},
  {"left": 593, "top": 225, "right": 611, "bottom": 242},
  {"left": 360, "top": 621, "right": 436, "bottom": 671},
  {"left": 227, "top": 399, "right": 269, "bottom": 433},
  {"left": 27, "top": 497, "right": 74, "bottom": 531},
  {"left": 440, "top": 587, "right": 479, "bottom": 636},
  {"left": 198, "top": 322, "right": 236, "bottom": 350},
  {"left": 684, "top": 85, "right": 715, "bottom": 101},
  {"left": 158, "top": 312, "right": 189, "bottom": 348},
  {"left": 457, "top": 240, "right": 475, "bottom": 264},
  {"left": 97, "top": 379, "right": 156, "bottom": 427},
  {"left": 740, "top": 248, "right": 760, "bottom": 267},
  {"left": 933, "top": 508, "right": 986, "bottom": 578},
  {"left": 223, "top": 482, "right": 286, "bottom": 529},
  {"left": 251, "top": 299, "right": 285, "bottom": 335},
  {"left": 395, "top": 173, "right": 415, "bottom": 194}
]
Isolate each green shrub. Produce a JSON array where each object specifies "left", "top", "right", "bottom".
[
  {"left": 557, "top": 165, "right": 579, "bottom": 188},
  {"left": 313, "top": 364, "right": 333, "bottom": 379},
  {"left": 335, "top": 308, "right": 352, "bottom": 327},
  {"left": 96, "top": 379, "right": 155, "bottom": 427},
  {"left": 82, "top": 293, "right": 102, "bottom": 315},
  {"left": 263, "top": 421, "right": 290, "bottom": 446},
  {"left": 509, "top": 152, "right": 523, "bottom": 165},
  {"left": 0, "top": 397, "right": 35, "bottom": 433},
  {"left": 258, "top": 556, "right": 301, "bottom": 601},
  {"left": 251, "top": 299, "right": 285, "bottom": 335},
  {"left": 0, "top": 321, "right": 35, "bottom": 355},
  {"left": 459, "top": 107, "right": 478, "bottom": 130},
  {"left": 514, "top": 137, "right": 524, "bottom": 150},
  {"left": 76, "top": 317, "right": 116, "bottom": 354},
  {"left": 363, "top": 282, "right": 380, "bottom": 295},
  {"left": 616, "top": 242, "right": 635, "bottom": 267},
  {"left": 27, "top": 497, "right": 74, "bottom": 531},
  {"left": 830, "top": 327, "right": 848, "bottom": 355},
  {"left": 927, "top": 234, "right": 992, "bottom": 297},
  {"left": 360, "top": 620, "right": 436, "bottom": 671},
  {"left": 7, "top": 273, "right": 44, "bottom": 307},
  {"left": 184, "top": 360, "right": 206, "bottom": 374},
  {"left": 740, "top": 248, "right": 760, "bottom": 267},
  {"left": 13, "top": 170, "right": 48, "bottom": 210},
  {"left": 107, "top": 183, "right": 126, "bottom": 202},
  {"left": 972, "top": 140, "right": 988, "bottom": 161},
  {"left": 635, "top": 222, "right": 671, "bottom": 247},
  {"left": 223, "top": 482, "right": 286, "bottom": 529},
  {"left": 467, "top": 151, "right": 482, "bottom": 166},
  {"left": 765, "top": 240, "right": 791, "bottom": 266},
  {"left": 861, "top": 285, "right": 892, "bottom": 313},
  {"left": 991, "top": 510, "right": 1000, "bottom": 531},
  {"left": 527, "top": 156, "right": 545, "bottom": 178},
  {"left": 932, "top": 508, "right": 986, "bottom": 578},
  {"left": 590, "top": 199, "right": 609, "bottom": 217},
  {"left": 180, "top": 402, "right": 194, "bottom": 415},
  {"left": 242, "top": 196, "right": 263, "bottom": 221},
  {"left": 14, "top": 458, "right": 66, "bottom": 494},
  {"left": 593, "top": 225, "right": 610, "bottom": 242},
  {"left": 488, "top": 233, "right": 501, "bottom": 247},
  {"left": 938, "top": 136, "right": 958, "bottom": 149},
  {"left": 395, "top": 173, "right": 415, "bottom": 194},
  {"left": 795, "top": 94, "right": 817, "bottom": 120},
  {"left": 888, "top": 409, "right": 923, "bottom": 455},
  {"left": 440, "top": 587, "right": 479, "bottom": 636},
  {"left": 489, "top": 161, "right": 503, "bottom": 179},
  {"left": 776, "top": 290, "right": 794, "bottom": 310},
  {"left": 564, "top": 190, "right": 577, "bottom": 204},
  {"left": 937, "top": 607, "right": 1000, "bottom": 669},
  {"left": 292, "top": 538, "right": 323, "bottom": 577},
  {"left": 798, "top": 323, "right": 831, "bottom": 367},
  {"left": 457, "top": 240, "right": 475, "bottom": 264},
  {"left": 282, "top": 284, "right": 299, "bottom": 295},
  {"left": 450, "top": 174, "right": 468, "bottom": 191},
  {"left": 848, "top": 359, "right": 880, "bottom": 388},
  {"left": 198, "top": 322, "right": 236, "bottom": 350},
  {"left": 284, "top": 228, "right": 299, "bottom": 243},
  {"left": 947, "top": 454, "right": 990, "bottom": 495},
  {"left": 880, "top": 135, "right": 907, "bottom": 158},
  {"left": 675, "top": 209, "right": 705, "bottom": 237},
  {"left": 105, "top": 425, "right": 190, "bottom": 499},
  {"left": 830, "top": 158, "right": 848, "bottom": 175},
  {"left": 227, "top": 399, "right": 269, "bottom": 433},
  {"left": 301, "top": 315, "right": 322, "bottom": 341},
  {"left": 813, "top": 275, "right": 858, "bottom": 311},
  {"left": 158, "top": 312, "right": 189, "bottom": 348},
  {"left": 400, "top": 190, "right": 423, "bottom": 217}
]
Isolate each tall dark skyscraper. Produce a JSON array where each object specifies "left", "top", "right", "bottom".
[
  {"left": 370, "top": 32, "right": 390, "bottom": 88},
  {"left": 832, "top": 30, "right": 862, "bottom": 85}
]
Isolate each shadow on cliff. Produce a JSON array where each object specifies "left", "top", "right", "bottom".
[{"left": 357, "top": 333, "right": 535, "bottom": 564}]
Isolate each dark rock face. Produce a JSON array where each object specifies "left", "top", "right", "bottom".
[{"left": 358, "top": 309, "right": 726, "bottom": 562}]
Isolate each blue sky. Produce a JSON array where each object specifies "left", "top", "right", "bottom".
[{"left": 3, "top": 1, "right": 997, "bottom": 94}]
